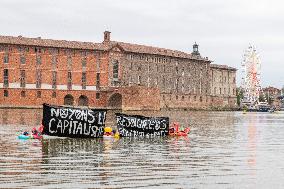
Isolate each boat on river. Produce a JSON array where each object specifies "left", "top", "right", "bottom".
[
  {"left": 241, "top": 101, "right": 270, "bottom": 112},
  {"left": 257, "top": 102, "right": 270, "bottom": 112}
]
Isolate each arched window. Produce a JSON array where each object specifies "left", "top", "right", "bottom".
[
  {"left": 21, "top": 91, "right": 26, "bottom": 97},
  {"left": 108, "top": 93, "right": 122, "bottom": 109},
  {"left": 64, "top": 94, "right": 74, "bottom": 106},
  {"left": 78, "top": 95, "right": 89, "bottom": 106}
]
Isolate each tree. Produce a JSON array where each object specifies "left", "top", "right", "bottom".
[{"left": 236, "top": 87, "right": 243, "bottom": 106}]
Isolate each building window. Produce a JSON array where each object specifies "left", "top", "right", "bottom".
[
  {"left": 81, "top": 51, "right": 87, "bottom": 57},
  {"left": 220, "top": 88, "right": 222, "bottom": 94},
  {"left": 96, "top": 73, "right": 100, "bottom": 88},
  {"left": 3, "top": 69, "right": 8, "bottom": 87},
  {"left": 175, "top": 78, "right": 179, "bottom": 92},
  {"left": 113, "top": 60, "right": 119, "bottom": 80},
  {"left": 36, "top": 55, "right": 41, "bottom": 65},
  {"left": 20, "top": 70, "right": 26, "bottom": 88},
  {"left": 21, "top": 91, "right": 26, "bottom": 97},
  {"left": 3, "top": 54, "right": 9, "bottom": 64},
  {"left": 82, "top": 72, "right": 86, "bottom": 89},
  {"left": 129, "top": 76, "right": 132, "bottom": 86},
  {"left": 200, "top": 96, "right": 202, "bottom": 102},
  {"left": 20, "top": 56, "right": 26, "bottom": 64},
  {"left": 176, "top": 95, "right": 178, "bottom": 100},
  {"left": 37, "top": 91, "right": 41, "bottom": 98},
  {"left": 52, "top": 71, "right": 57, "bottom": 89},
  {"left": 194, "top": 96, "right": 196, "bottom": 101},
  {"left": 67, "top": 71, "right": 72, "bottom": 90},
  {"left": 67, "top": 55, "right": 72, "bottom": 69},
  {"left": 96, "top": 93, "right": 100, "bottom": 99},
  {"left": 82, "top": 57, "right": 87, "bottom": 68},
  {"left": 4, "top": 90, "right": 8, "bottom": 97},
  {"left": 35, "top": 47, "right": 41, "bottom": 53},
  {"left": 52, "top": 56, "right": 57, "bottom": 66},
  {"left": 96, "top": 53, "right": 101, "bottom": 72},
  {"left": 138, "top": 76, "right": 141, "bottom": 85},
  {"left": 52, "top": 91, "right": 56, "bottom": 98},
  {"left": 18, "top": 46, "right": 23, "bottom": 53},
  {"left": 36, "top": 70, "right": 42, "bottom": 88}
]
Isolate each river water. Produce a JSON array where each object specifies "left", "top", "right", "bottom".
[{"left": 0, "top": 109, "right": 284, "bottom": 189}]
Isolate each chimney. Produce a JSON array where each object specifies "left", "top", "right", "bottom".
[{"left": 103, "top": 31, "right": 111, "bottom": 43}]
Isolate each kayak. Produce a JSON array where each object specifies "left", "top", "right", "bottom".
[
  {"left": 18, "top": 134, "right": 42, "bottom": 140},
  {"left": 31, "top": 134, "right": 42, "bottom": 139},
  {"left": 169, "top": 129, "right": 190, "bottom": 137},
  {"left": 18, "top": 135, "right": 30, "bottom": 140}
]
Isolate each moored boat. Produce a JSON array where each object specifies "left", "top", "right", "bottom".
[{"left": 257, "top": 102, "right": 270, "bottom": 112}]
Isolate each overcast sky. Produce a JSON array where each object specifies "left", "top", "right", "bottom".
[{"left": 0, "top": 0, "right": 283, "bottom": 88}]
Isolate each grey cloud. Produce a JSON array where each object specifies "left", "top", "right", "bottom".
[{"left": 0, "top": 0, "right": 283, "bottom": 87}]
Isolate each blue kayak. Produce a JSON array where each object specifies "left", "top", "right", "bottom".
[{"left": 18, "top": 135, "right": 30, "bottom": 140}]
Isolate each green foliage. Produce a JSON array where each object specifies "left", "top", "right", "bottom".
[{"left": 236, "top": 87, "right": 243, "bottom": 106}]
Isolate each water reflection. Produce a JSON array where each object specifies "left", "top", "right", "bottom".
[
  {"left": 247, "top": 114, "right": 257, "bottom": 168},
  {"left": 1, "top": 110, "right": 284, "bottom": 188},
  {"left": 0, "top": 109, "right": 41, "bottom": 126}
]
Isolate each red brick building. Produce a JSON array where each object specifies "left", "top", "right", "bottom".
[{"left": 0, "top": 31, "right": 236, "bottom": 110}]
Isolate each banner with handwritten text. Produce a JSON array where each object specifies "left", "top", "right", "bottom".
[
  {"left": 42, "top": 104, "right": 107, "bottom": 138},
  {"left": 116, "top": 113, "right": 169, "bottom": 137}
]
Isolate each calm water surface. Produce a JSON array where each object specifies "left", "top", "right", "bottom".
[{"left": 0, "top": 109, "right": 284, "bottom": 188}]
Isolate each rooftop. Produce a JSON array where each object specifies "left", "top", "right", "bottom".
[
  {"left": 0, "top": 32, "right": 210, "bottom": 61},
  {"left": 210, "top": 64, "right": 237, "bottom": 71}
]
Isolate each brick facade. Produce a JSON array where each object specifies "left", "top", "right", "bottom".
[
  {"left": 0, "top": 31, "right": 237, "bottom": 110},
  {"left": 210, "top": 64, "right": 237, "bottom": 109}
]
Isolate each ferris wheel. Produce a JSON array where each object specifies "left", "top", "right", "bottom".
[{"left": 241, "top": 45, "right": 262, "bottom": 104}]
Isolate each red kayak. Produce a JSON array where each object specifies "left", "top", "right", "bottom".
[
  {"left": 32, "top": 134, "right": 42, "bottom": 139},
  {"left": 169, "top": 122, "right": 190, "bottom": 136}
]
